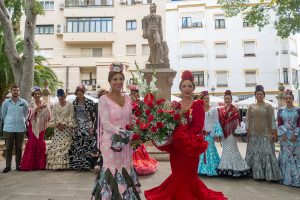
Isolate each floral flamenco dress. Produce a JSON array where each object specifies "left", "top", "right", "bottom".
[{"left": 144, "top": 100, "right": 227, "bottom": 200}]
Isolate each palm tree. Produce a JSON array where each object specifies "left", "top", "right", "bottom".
[{"left": 0, "top": 28, "right": 62, "bottom": 99}]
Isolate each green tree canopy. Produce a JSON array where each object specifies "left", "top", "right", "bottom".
[{"left": 218, "top": 0, "right": 300, "bottom": 38}]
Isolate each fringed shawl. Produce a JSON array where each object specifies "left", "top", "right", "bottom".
[{"left": 218, "top": 104, "right": 240, "bottom": 138}]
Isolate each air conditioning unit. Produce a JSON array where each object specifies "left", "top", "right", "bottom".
[
  {"left": 120, "top": 0, "right": 126, "bottom": 5},
  {"left": 56, "top": 24, "right": 64, "bottom": 35},
  {"left": 59, "top": 3, "right": 65, "bottom": 10}
]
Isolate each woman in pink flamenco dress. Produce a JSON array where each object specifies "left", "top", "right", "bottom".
[
  {"left": 144, "top": 71, "right": 227, "bottom": 200},
  {"left": 130, "top": 85, "right": 158, "bottom": 175},
  {"left": 92, "top": 63, "right": 141, "bottom": 200},
  {"left": 20, "top": 87, "right": 50, "bottom": 171}
]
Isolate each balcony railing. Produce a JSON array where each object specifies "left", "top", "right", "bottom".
[{"left": 65, "top": 0, "right": 114, "bottom": 7}]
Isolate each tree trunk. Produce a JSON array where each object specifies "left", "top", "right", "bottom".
[{"left": 0, "top": 0, "right": 37, "bottom": 102}]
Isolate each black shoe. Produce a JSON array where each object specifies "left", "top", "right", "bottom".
[
  {"left": 2, "top": 167, "right": 11, "bottom": 173},
  {"left": 16, "top": 166, "right": 20, "bottom": 171}
]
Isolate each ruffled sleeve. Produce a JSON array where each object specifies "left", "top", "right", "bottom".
[
  {"left": 277, "top": 108, "right": 286, "bottom": 136},
  {"left": 172, "top": 100, "right": 208, "bottom": 156}
]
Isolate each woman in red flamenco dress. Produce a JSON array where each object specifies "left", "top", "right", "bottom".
[
  {"left": 130, "top": 85, "right": 158, "bottom": 175},
  {"left": 144, "top": 71, "right": 227, "bottom": 200},
  {"left": 20, "top": 87, "right": 50, "bottom": 171}
]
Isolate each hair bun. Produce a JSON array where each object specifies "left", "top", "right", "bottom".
[
  {"left": 285, "top": 89, "right": 293, "bottom": 95},
  {"left": 201, "top": 91, "right": 209, "bottom": 96},
  {"left": 224, "top": 90, "right": 232, "bottom": 95},
  {"left": 181, "top": 70, "right": 194, "bottom": 82},
  {"left": 255, "top": 85, "right": 264, "bottom": 92}
]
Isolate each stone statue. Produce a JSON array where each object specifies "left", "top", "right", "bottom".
[{"left": 142, "top": 3, "right": 169, "bottom": 66}]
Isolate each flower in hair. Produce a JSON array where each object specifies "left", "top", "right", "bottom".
[
  {"left": 31, "top": 86, "right": 41, "bottom": 92},
  {"left": 181, "top": 70, "right": 194, "bottom": 82},
  {"left": 110, "top": 63, "right": 124, "bottom": 73},
  {"left": 224, "top": 90, "right": 232, "bottom": 95}
]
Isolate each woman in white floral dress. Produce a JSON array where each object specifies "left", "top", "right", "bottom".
[{"left": 47, "top": 89, "right": 76, "bottom": 170}]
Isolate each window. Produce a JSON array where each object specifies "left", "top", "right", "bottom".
[
  {"left": 35, "top": 48, "right": 53, "bottom": 58},
  {"left": 81, "top": 48, "right": 102, "bottom": 57},
  {"left": 66, "top": 0, "right": 113, "bottom": 7},
  {"left": 245, "top": 70, "right": 257, "bottom": 87},
  {"left": 243, "top": 16, "right": 253, "bottom": 27},
  {"left": 216, "top": 71, "right": 228, "bottom": 87},
  {"left": 35, "top": 25, "right": 54, "bottom": 34},
  {"left": 244, "top": 41, "right": 256, "bottom": 57},
  {"left": 126, "top": 45, "right": 136, "bottom": 55},
  {"left": 292, "top": 69, "right": 298, "bottom": 85},
  {"left": 181, "top": 42, "right": 204, "bottom": 58},
  {"left": 126, "top": 0, "right": 136, "bottom": 5},
  {"left": 126, "top": 20, "right": 137, "bottom": 31},
  {"left": 40, "top": 1, "right": 54, "bottom": 10},
  {"left": 290, "top": 40, "right": 298, "bottom": 56},
  {"left": 215, "top": 42, "right": 227, "bottom": 58},
  {"left": 182, "top": 17, "right": 192, "bottom": 28},
  {"left": 214, "top": 15, "right": 225, "bottom": 29},
  {"left": 92, "top": 48, "right": 102, "bottom": 57},
  {"left": 143, "top": 0, "right": 152, "bottom": 3},
  {"left": 281, "top": 39, "right": 289, "bottom": 54},
  {"left": 81, "top": 72, "right": 96, "bottom": 87},
  {"left": 66, "top": 18, "right": 113, "bottom": 33},
  {"left": 142, "top": 44, "right": 150, "bottom": 55},
  {"left": 283, "top": 68, "right": 289, "bottom": 84},
  {"left": 192, "top": 71, "right": 204, "bottom": 86}
]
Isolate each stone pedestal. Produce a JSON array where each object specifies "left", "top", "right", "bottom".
[
  {"left": 276, "top": 83, "right": 285, "bottom": 108},
  {"left": 142, "top": 65, "right": 176, "bottom": 101}
]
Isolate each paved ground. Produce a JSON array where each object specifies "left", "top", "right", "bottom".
[{"left": 0, "top": 142, "right": 299, "bottom": 200}]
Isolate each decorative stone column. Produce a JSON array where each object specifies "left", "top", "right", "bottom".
[
  {"left": 142, "top": 65, "right": 176, "bottom": 101},
  {"left": 42, "top": 80, "right": 51, "bottom": 104},
  {"left": 276, "top": 83, "right": 285, "bottom": 108}
]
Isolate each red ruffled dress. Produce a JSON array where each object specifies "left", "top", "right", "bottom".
[
  {"left": 144, "top": 100, "right": 227, "bottom": 200},
  {"left": 133, "top": 144, "right": 158, "bottom": 175},
  {"left": 20, "top": 101, "right": 50, "bottom": 171}
]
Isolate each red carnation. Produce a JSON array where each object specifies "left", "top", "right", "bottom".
[
  {"left": 157, "top": 109, "right": 163, "bottom": 114},
  {"left": 135, "top": 119, "right": 141, "bottom": 125},
  {"left": 125, "top": 124, "right": 131, "bottom": 130},
  {"left": 134, "top": 110, "right": 142, "bottom": 117},
  {"left": 132, "top": 102, "right": 139, "bottom": 111},
  {"left": 156, "top": 121, "right": 164, "bottom": 128},
  {"left": 169, "top": 110, "right": 175, "bottom": 115},
  {"left": 151, "top": 126, "right": 158, "bottom": 133},
  {"left": 144, "top": 93, "right": 155, "bottom": 106},
  {"left": 139, "top": 123, "right": 148, "bottom": 130},
  {"left": 147, "top": 102, "right": 154, "bottom": 108},
  {"left": 148, "top": 115, "right": 154, "bottom": 122},
  {"left": 146, "top": 109, "right": 151, "bottom": 116},
  {"left": 173, "top": 113, "right": 181, "bottom": 121},
  {"left": 132, "top": 133, "right": 141, "bottom": 141},
  {"left": 156, "top": 98, "right": 166, "bottom": 105}
]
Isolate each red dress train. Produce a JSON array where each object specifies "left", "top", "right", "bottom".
[
  {"left": 133, "top": 144, "right": 158, "bottom": 175},
  {"left": 144, "top": 100, "right": 227, "bottom": 200},
  {"left": 20, "top": 122, "right": 46, "bottom": 171}
]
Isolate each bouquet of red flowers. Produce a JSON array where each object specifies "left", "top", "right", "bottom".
[{"left": 128, "top": 93, "right": 183, "bottom": 149}]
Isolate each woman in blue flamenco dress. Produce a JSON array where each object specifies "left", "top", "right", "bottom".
[
  {"left": 197, "top": 91, "right": 223, "bottom": 176},
  {"left": 277, "top": 90, "right": 300, "bottom": 187}
]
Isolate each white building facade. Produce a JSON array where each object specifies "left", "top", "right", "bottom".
[
  {"left": 20, "top": 0, "right": 165, "bottom": 95},
  {"left": 166, "top": 0, "right": 299, "bottom": 103}
]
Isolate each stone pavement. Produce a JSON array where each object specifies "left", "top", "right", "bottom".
[{"left": 0, "top": 142, "right": 299, "bottom": 200}]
